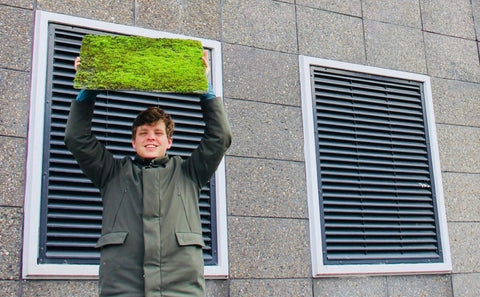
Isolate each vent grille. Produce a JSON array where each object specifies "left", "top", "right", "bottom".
[{"left": 311, "top": 67, "right": 442, "bottom": 264}]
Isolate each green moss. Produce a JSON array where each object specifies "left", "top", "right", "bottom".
[{"left": 74, "top": 35, "right": 208, "bottom": 93}]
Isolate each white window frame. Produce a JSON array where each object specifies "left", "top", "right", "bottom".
[
  {"left": 23, "top": 10, "right": 228, "bottom": 279},
  {"left": 299, "top": 55, "right": 452, "bottom": 277}
]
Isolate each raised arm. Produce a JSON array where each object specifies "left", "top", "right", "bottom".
[
  {"left": 183, "top": 52, "right": 232, "bottom": 187},
  {"left": 64, "top": 57, "right": 116, "bottom": 188}
]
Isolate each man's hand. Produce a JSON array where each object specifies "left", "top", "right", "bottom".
[
  {"left": 73, "top": 56, "right": 99, "bottom": 102},
  {"left": 199, "top": 50, "right": 216, "bottom": 101},
  {"left": 201, "top": 50, "right": 210, "bottom": 77},
  {"left": 74, "top": 56, "right": 81, "bottom": 72}
]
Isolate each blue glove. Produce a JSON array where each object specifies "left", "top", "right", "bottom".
[
  {"left": 199, "top": 83, "right": 216, "bottom": 101},
  {"left": 76, "top": 89, "right": 100, "bottom": 102}
]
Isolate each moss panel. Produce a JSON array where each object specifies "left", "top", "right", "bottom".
[{"left": 74, "top": 35, "right": 208, "bottom": 93}]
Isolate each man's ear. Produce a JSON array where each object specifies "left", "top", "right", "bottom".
[
  {"left": 167, "top": 137, "right": 173, "bottom": 149},
  {"left": 131, "top": 138, "right": 136, "bottom": 150}
]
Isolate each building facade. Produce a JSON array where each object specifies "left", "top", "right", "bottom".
[{"left": 1, "top": 0, "right": 480, "bottom": 296}]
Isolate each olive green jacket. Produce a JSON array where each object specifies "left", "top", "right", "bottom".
[{"left": 65, "top": 92, "right": 232, "bottom": 297}]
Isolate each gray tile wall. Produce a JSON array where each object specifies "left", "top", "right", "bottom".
[{"left": 1, "top": 0, "right": 479, "bottom": 296}]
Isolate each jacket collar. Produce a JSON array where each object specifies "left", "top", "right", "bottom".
[{"left": 134, "top": 154, "right": 170, "bottom": 168}]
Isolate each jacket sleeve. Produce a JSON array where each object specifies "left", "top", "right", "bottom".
[
  {"left": 64, "top": 92, "right": 116, "bottom": 189},
  {"left": 184, "top": 96, "right": 232, "bottom": 188}
]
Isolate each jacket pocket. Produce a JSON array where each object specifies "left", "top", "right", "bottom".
[
  {"left": 95, "top": 231, "right": 128, "bottom": 248},
  {"left": 175, "top": 232, "right": 205, "bottom": 247}
]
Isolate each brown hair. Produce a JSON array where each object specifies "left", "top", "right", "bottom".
[{"left": 132, "top": 107, "right": 175, "bottom": 140}]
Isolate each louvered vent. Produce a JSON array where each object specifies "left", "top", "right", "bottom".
[
  {"left": 38, "top": 24, "right": 217, "bottom": 265},
  {"left": 311, "top": 66, "right": 443, "bottom": 264}
]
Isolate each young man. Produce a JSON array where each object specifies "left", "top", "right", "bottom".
[{"left": 65, "top": 54, "right": 232, "bottom": 297}]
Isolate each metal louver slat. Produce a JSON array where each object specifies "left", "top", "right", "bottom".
[
  {"left": 311, "top": 66, "right": 442, "bottom": 265},
  {"left": 39, "top": 24, "right": 218, "bottom": 265}
]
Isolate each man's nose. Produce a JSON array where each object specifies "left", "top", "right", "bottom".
[{"left": 147, "top": 131, "right": 155, "bottom": 139}]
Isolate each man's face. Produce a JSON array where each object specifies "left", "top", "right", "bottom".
[{"left": 131, "top": 120, "right": 173, "bottom": 159}]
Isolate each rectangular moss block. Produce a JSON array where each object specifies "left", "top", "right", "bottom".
[{"left": 74, "top": 35, "right": 208, "bottom": 93}]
